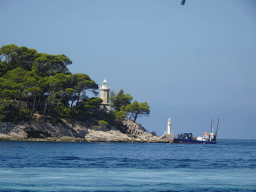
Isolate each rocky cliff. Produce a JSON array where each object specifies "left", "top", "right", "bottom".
[{"left": 0, "top": 119, "right": 168, "bottom": 143}]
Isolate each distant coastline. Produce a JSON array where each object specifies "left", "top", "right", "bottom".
[{"left": 0, "top": 137, "right": 169, "bottom": 143}]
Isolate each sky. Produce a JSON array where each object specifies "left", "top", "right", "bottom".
[{"left": 1, "top": 0, "right": 256, "bottom": 139}]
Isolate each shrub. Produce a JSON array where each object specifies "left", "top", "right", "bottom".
[{"left": 98, "top": 120, "right": 108, "bottom": 126}]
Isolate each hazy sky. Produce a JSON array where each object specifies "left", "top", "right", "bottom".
[{"left": 1, "top": 0, "right": 256, "bottom": 139}]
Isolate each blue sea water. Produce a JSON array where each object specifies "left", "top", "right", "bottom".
[{"left": 0, "top": 139, "right": 255, "bottom": 192}]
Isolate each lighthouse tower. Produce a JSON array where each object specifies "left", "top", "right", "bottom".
[
  {"left": 167, "top": 118, "right": 172, "bottom": 134},
  {"left": 165, "top": 117, "right": 174, "bottom": 142},
  {"left": 159, "top": 117, "right": 174, "bottom": 142},
  {"left": 100, "top": 78, "right": 110, "bottom": 111}
]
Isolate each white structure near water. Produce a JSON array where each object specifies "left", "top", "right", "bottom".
[
  {"left": 167, "top": 118, "right": 173, "bottom": 134},
  {"left": 160, "top": 117, "right": 174, "bottom": 142},
  {"left": 100, "top": 78, "right": 110, "bottom": 111}
]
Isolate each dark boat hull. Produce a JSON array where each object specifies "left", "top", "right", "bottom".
[{"left": 175, "top": 139, "right": 216, "bottom": 144}]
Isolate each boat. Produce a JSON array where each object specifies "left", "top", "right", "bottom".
[{"left": 174, "top": 119, "right": 219, "bottom": 144}]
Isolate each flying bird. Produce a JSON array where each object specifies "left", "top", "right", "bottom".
[{"left": 181, "top": 0, "right": 185, "bottom": 5}]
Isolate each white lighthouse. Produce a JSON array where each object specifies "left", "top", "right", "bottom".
[
  {"left": 167, "top": 118, "right": 172, "bottom": 134},
  {"left": 163, "top": 117, "right": 174, "bottom": 142},
  {"left": 160, "top": 117, "right": 174, "bottom": 142},
  {"left": 100, "top": 78, "right": 110, "bottom": 111}
]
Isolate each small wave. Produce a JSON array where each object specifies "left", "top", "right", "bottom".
[{"left": 56, "top": 156, "right": 81, "bottom": 161}]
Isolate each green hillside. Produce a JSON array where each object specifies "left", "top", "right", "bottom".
[{"left": 0, "top": 44, "right": 150, "bottom": 128}]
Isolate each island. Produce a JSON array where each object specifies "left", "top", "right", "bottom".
[{"left": 0, "top": 44, "right": 172, "bottom": 143}]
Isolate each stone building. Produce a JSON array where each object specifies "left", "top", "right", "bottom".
[{"left": 100, "top": 78, "right": 110, "bottom": 111}]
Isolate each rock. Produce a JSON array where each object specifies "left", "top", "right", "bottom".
[
  {"left": 0, "top": 119, "right": 167, "bottom": 143},
  {"left": 85, "top": 129, "right": 133, "bottom": 142},
  {"left": 0, "top": 122, "right": 27, "bottom": 139}
]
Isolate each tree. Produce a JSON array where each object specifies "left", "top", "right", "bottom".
[
  {"left": 82, "top": 97, "right": 103, "bottom": 115},
  {"left": 71, "top": 74, "right": 99, "bottom": 111},
  {"left": 40, "top": 74, "right": 69, "bottom": 120},
  {"left": 48, "top": 105, "right": 72, "bottom": 122},
  {"left": 124, "top": 100, "right": 150, "bottom": 122},
  {"left": 109, "top": 89, "right": 133, "bottom": 111},
  {"left": 23, "top": 70, "right": 42, "bottom": 117},
  {"left": 16, "top": 46, "right": 38, "bottom": 71},
  {"left": 0, "top": 44, "right": 19, "bottom": 70},
  {"left": 65, "top": 87, "right": 76, "bottom": 108},
  {"left": 113, "top": 110, "right": 126, "bottom": 122},
  {"left": 0, "top": 44, "right": 108, "bottom": 124},
  {"left": 32, "top": 53, "right": 72, "bottom": 77},
  {"left": 0, "top": 61, "right": 7, "bottom": 77},
  {"left": 47, "top": 73, "right": 69, "bottom": 105},
  {"left": 0, "top": 67, "right": 28, "bottom": 118}
]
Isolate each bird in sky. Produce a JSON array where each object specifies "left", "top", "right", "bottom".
[{"left": 181, "top": 0, "right": 185, "bottom": 5}]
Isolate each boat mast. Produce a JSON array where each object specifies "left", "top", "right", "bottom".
[
  {"left": 215, "top": 119, "right": 219, "bottom": 142},
  {"left": 211, "top": 119, "right": 213, "bottom": 133}
]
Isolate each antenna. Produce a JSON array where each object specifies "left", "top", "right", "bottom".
[
  {"left": 216, "top": 119, "right": 219, "bottom": 133},
  {"left": 211, "top": 119, "right": 213, "bottom": 133},
  {"left": 215, "top": 118, "right": 219, "bottom": 142}
]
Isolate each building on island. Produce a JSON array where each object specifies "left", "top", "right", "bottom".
[
  {"left": 100, "top": 78, "right": 110, "bottom": 111},
  {"left": 167, "top": 118, "right": 173, "bottom": 134},
  {"left": 160, "top": 117, "right": 174, "bottom": 142},
  {"left": 166, "top": 117, "right": 174, "bottom": 141}
]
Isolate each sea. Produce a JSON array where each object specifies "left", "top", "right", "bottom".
[{"left": 0, "top": 139, "right": 255, "bottom": 192}]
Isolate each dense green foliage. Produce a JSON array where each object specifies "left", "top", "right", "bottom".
[
  {"left": 124, "top": 100, "right": 150, "bottom": 122},
  {"left": 110, "top": 89, "right": 150, "bottom": 122},
  {"left": 109, "top": 89, "right": 133, "bottom": 111},
  {"left": 0, "top": 44, "right": 109, "bottom": 124},
  {"left": 0, "top": 44, "right": 150, "bottom": 126}
]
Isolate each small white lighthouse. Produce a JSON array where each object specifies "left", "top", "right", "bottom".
[
  {"left": 163, "top": 117, "right": 174, "bottom": 142},
  {"left": 100, "top": 78, "right": 110, "bottom": 111},
  {"left": 167, "top": 118, "right": 172, "bottom": 134}
]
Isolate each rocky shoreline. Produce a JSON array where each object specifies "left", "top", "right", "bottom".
[{"left": 0, "top": 119, "right": 171, "bottom": 143}]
